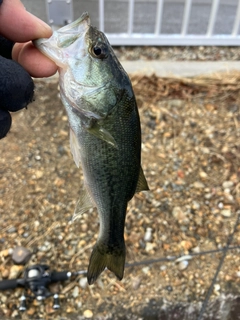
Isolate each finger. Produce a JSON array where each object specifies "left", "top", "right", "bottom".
[
  {"left": 0, "top": 0, "right": 52, "bottom": 42},
  {"left": 0, "top": 109, "right": 12, "bottom": 139},
  {"left": 0, "top": 55, "right": 34, "bottom": 111},
  {"left": 13, "top": 42, "right": 58, "bottom": 78}
]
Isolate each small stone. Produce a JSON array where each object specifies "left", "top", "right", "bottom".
[
  {"left": 178, "top": 260, "right": 189, "bottom": 270},
  {"left": 172, "top": 206, "right": 186, "bottom": 220},
  {"left": 165, "top": 285, "right": 173, "bottom": 292},
  {"left": 12, "top": 246, "right": 32, "bottom": 265},
  {"left": 180, "top": 240, "right": 193, "bottom": 251},
  {"left": 83, "top": 309, "right": 93, "bottom": 318},
  {"left": 204, "top": 193, "right": 212, "bottom": 199},
  {"left": 11, "top": 310, "right": 19, "bottom": 318},
  {"left": 236, "top": 271, "right": 240, "bottom": 278},
  {"left": 218, "top": 202, "right": 224, "bottom": 209},
  {"left": 1, "top": 268, "right": 9, "bottom": 279},
  {"left": 199, "top": 171, "right": 208, "bottom": 179},
  {"left": 222, "top": 181, "right": 234, "bottom": 189},
  {"left": 214, "top": 284, "right": 220, "bottom": 292},
  {"left": 145, "top": 242, "right": 155, "bottom": 252},
  {"left": 1, "top": 248, "right": 13, "bottom": 258},
  {"left": 72, "top": 286, "right": 79, "bottom": 298},
  {"left": 192, "top": 181, "right": 205, "bottom": 189},
  {"left": 27, "top": 307, "right": 36, "bottom": 316},
  {"left": 132, "top": 276, "right": 141, "bottom": 290},
  {"left": 221, "top": 209, "right": 232, "bottom": 217},
  {"left": 142, "top": 267, "right": 150, "bottom": 274},
  {"left": 33, "top": 170, "right": 44, "bottom": 179},
  {"left": 7, "top": 226, "right": 16, "bottom": 233},
  {"left": 144, "top": 227, "right": 153, "bottom": 242},
  {"left": 9, "top": 265, "right": 24, "bottom": 279},
  {"left": 34, "top": 220, "right": 40, "bottom": 230},
  {"left": 160, "top": 265, "right": 167, "bottom": 271},
  {"left": 79, "top": 277, "right": 88, "bottom": 289},
  {"left": 192, "top": 201, "right": 200, "bottom": 210},
  {"left": 192, "top": 246, "right": 200, "bottom": 253}
]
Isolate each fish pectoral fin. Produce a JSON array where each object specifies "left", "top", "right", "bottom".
[
  {"left": 70, "top": 128, "right": 81, "bottom": 168},
  {"left": 72, "top": 187, "right": 94, "bottom": 221},
  {"left": 87, "top": 122, "right": 118, "bottom": 149},
  {"left": 135, "top": 166, "right": 149, "bottom": 193}
]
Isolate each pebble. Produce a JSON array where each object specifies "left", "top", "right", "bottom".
[
  {"left": 221, "top": 209, "right": 232, "bottom": 217},
  {"left": 12, "top": 246, "right": 32, "bottom": 265},
  {"left": 218, "top": 202, "right": 224, "bottom": 209},
  {"left": 222, "top": 181, "right": 234, "bottom": 189},
  {"left": 236, "top": 271, "right": 240, "bottom": 278},
  {"left": 178, "top": 260, "right": 189, "bottom": 270},
  {"left": 172, "top": 206, "right": 187, "bottom": 221},
  {"left": 0, "top": 248, "right": 13, "bottom": 258},
  {"left": 83, "top": 309, "right": 93, "bottom": 318},
  {"left": 132, "top": 277, "right": 141, "bottom": 290},
  {"left": 144, "top": 227, "right": 153, "bottom": 242},
  {"left": 204, "top": 193, "right": 212, "bottom": 199},
  {"left": 192, "top": 181, "right": 205, "bottom": 189},
  {"left": 145, "top": 242, "right": 155, "bottom": 252},
  {"left": 192, "top": 201, "right": 200, "bottom": 210},
  {"left": 79, "top": 277, "right": 88, "bottom": 289},
  {"left": 72, "top": 286, "right": 79, "bottom": 298},
  {"left": 7, "top": 226, "right": 16, "bottom": 234},
  {"left": 191, "top": 246, "right": 200, "bottom": 253},
  {"left": 9, "top": 265, "right": 24, "bottom": 279},
  {"left": 214, "top": 284, "right": 220, "bottom": 292},
  {"left": 1, "top": 268, "right": 10, "bottom": 279},
  {"left": 39, "top": 241, "right": 52, "bottom": 252},
  {"left": 142, "top": 267, "right": 150, "bottom": 274},
  {"left": 199, "top": 171, "right": 208, "bottom": 179}
]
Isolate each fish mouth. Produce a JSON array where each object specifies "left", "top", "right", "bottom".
[{"left": 34, "top": 12, "right": 90, "bottom": 67}]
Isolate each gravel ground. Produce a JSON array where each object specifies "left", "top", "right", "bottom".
[
  {"left": 0, "top": 47, "right": 240, "bottom": 319},
  {"left": 114, "top": 46, "right": 240, "bottom": 61}
]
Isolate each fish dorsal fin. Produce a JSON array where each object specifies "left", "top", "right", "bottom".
[
  {"left": 70, "top": 128, "right": 81, "bottom": 168},
  {"left": 136, "top": 166, "right": 149, "bottom": 193},
  {"left": 72, "top": 186, "right": 95, "bottom": 221},
  {"left": 87, "top": 122, "right": 118, "bottom": 149}
]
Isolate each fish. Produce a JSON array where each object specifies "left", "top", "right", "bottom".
[{"left": 34, "top": 12, "right": 149, "bottom": 285}]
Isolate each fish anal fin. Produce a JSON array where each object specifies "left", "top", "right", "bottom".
[
  {"left": 70, "top": 128, "right": 81, "bottom": 168},
  {"left": 72, "top": 187, "right": 94, "bottom": 221},
  {"left": 136, "top": 166, "right": 149, "bottom": 193}
]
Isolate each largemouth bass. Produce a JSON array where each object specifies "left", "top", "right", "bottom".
[{"left": 34, "top": 13, "right": 148, "bottom": 285}]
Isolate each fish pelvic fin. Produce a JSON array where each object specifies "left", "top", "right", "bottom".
[{"left": 87, "top": 241, "right": 126, "bottom": 285}]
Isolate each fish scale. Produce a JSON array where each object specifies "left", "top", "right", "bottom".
[{"left": 34, "top": 12, "right": 148, "bottom": 285}]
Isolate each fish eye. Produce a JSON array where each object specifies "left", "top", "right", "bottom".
[
  {"left": 93, "top": 47, "right": 102, "bottom": 56},
  {"left": 91, "top": 45, "right": 108, "bottom": 60}
]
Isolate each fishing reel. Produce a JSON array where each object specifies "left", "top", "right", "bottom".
[{"left": 0, "top": 264, "right": 85, "bottom": 311}]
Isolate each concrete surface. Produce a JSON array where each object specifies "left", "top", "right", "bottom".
[
  {"left": 121, "top": 60, "right": 240, "bottom": 77},
  {"left": 43, "top": 61, "right": 240, "bottom": 82}
]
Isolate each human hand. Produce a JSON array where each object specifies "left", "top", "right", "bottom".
[{"left": 0, "top": 0, "right": 58, "bottom": 139}]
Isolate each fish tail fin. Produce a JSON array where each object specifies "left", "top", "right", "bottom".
[{"left": 87, "top": 241, "right": 126, "bottom": 285}]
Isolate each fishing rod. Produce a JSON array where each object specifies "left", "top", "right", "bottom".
[{"left": 0, "top": 264, "right": 87, "bottom": 311}]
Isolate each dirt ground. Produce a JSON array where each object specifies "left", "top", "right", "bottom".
[{"left": 0, "top": 70, "right": 240, "bottom": 320}]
